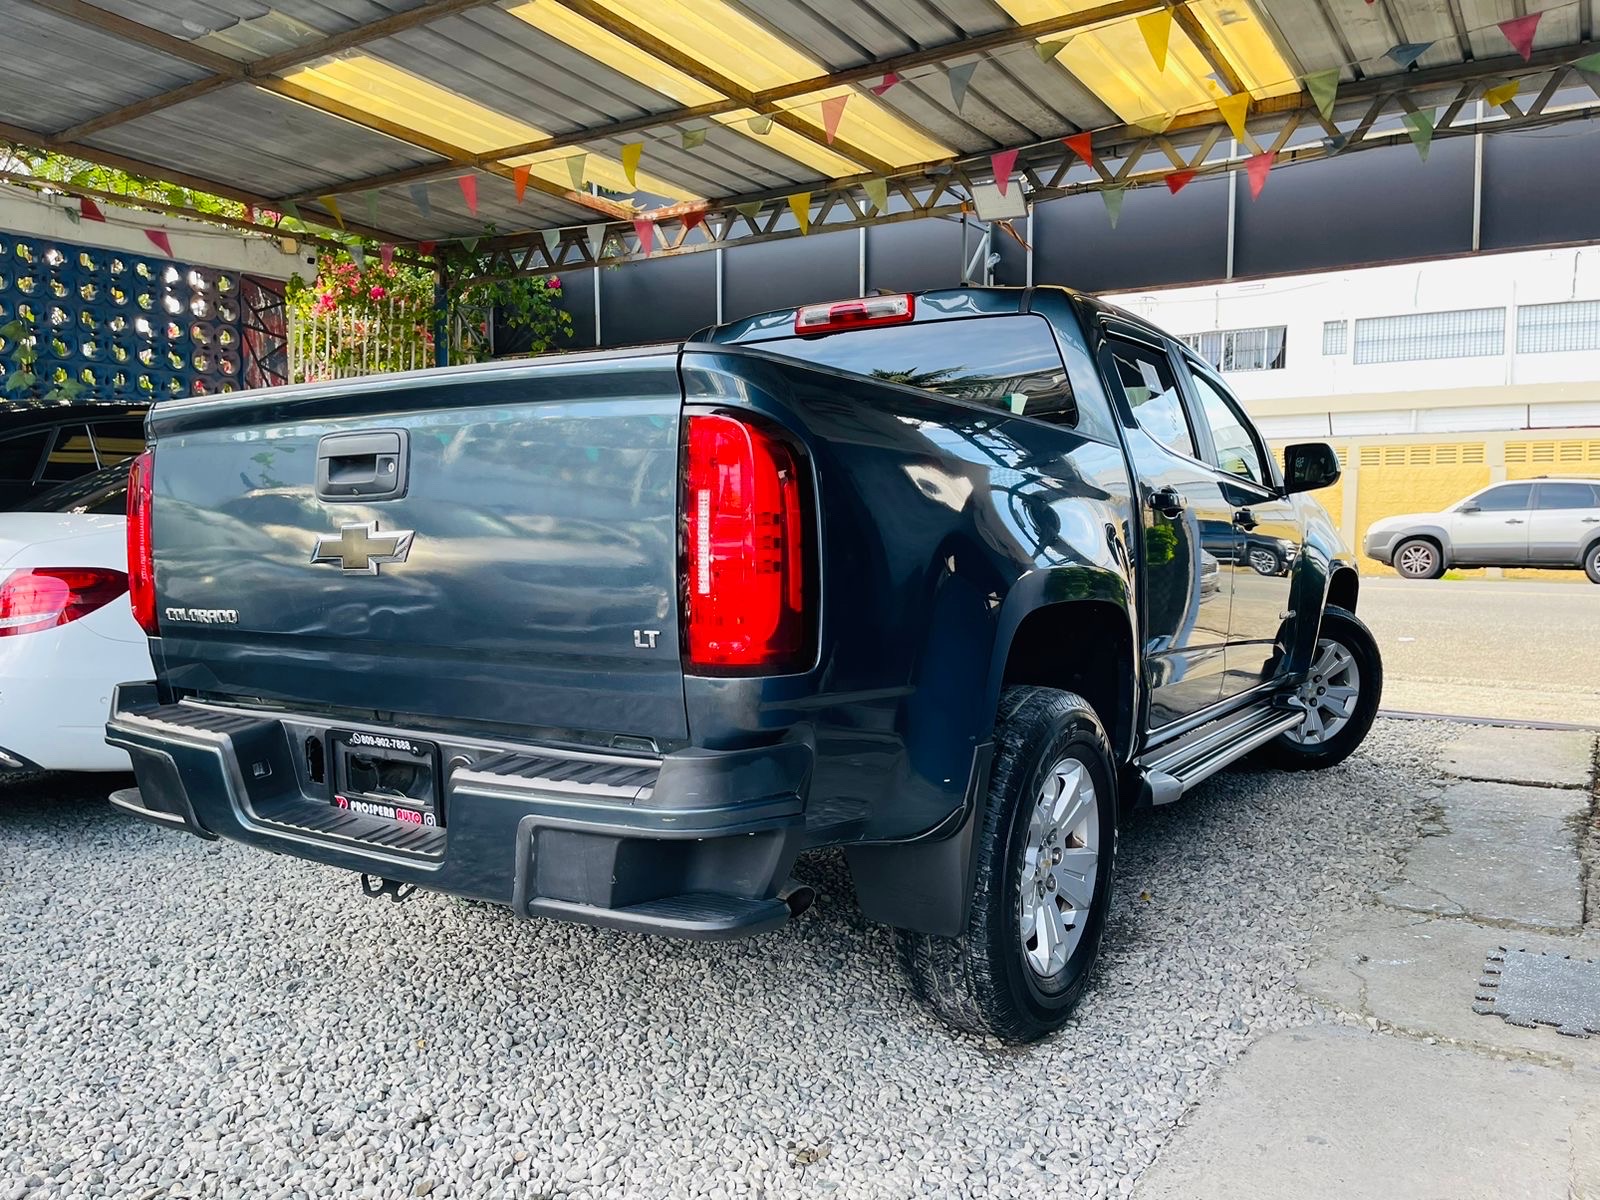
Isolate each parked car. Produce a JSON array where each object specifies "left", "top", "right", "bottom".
[
  {"left": 0, "top": 462, "right": 148, "bottom": 771},
  {"left": 0, "top": 401, "right": 148, "bottom": 510},
  {"left": 1364, "top": 477, "right": 1600, "bottom": 583},
  {"left": 106, "top": 286, "right": 1378, "bottom": 1041}
]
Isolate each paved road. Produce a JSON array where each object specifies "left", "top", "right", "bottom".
[{"left": 1357, "top": 577, "right": 1600, "bottom": 725}]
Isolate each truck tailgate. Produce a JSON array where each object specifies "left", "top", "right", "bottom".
[{"left": 147, "top": 350, "right": 688, "bottom": 742}]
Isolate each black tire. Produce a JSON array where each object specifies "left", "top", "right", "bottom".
[
  {"left": 1258, "top": 606, "right": 1383, "bottom": 771},
  {"left": 1585, "top": 541, "right": 1600, "bottom": 585},
  {"left": 895, "top": 687, "right": 1118, "bottom": 1043},
  {"left": 1247, "top": 544, "right": 1281, "bottom": 576},
  {"left": 1392, "top": 537, "right": 1444, "bottom": 580}
]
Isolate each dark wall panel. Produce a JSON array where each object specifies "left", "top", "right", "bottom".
[
  {"left": 994, "top": 213, "right": 1029, "bottom": 286},
  {"left": 1033, "top": 174, "right": 1229, "bottom": 292},
  {"left": 1482, "top": 122, "right": 1600, "bottom": 250},
  {"left": 598, "top": 252, "right": 719, "bottom": 346},
  {"left": 551, "top": 269, "right": 596, "bottom": 350},
  {"left": 722, "top": 229, "right": 860, "bottom": 320},
  {"left": 866, "top": 219, "right": 964, "bottom": 294},
  {"left": 1233, "top": 138, "right": 1474, "bottom": 277}
]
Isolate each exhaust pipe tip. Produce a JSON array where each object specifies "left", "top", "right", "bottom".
[{"left": 777, "top": 880, "right": 816, "bottom": 919}]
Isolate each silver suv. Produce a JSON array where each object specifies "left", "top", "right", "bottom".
[{"left": 1364, "top": 477, "right": 1600, "bottom": 583}]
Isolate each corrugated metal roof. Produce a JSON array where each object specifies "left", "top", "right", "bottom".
[{"left": 3, "top": 0, "right": 1597, "bottom": 254}]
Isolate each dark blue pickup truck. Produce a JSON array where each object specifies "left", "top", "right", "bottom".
[{"left": 107, "top": 286, "right": 1378, "bottom": 1041}]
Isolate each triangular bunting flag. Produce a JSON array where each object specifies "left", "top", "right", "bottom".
[
  {"left": 63, "top": 207, "right": 80, "bottom": 225},
  {"left": 350, "top": 242, "right": 366, "bottom": 269},
  {"left": 1102, "top": 187, "right": 1125, "bottom": 229},
  {"left": 870, "top": 71, "right": 900, "bottom": 96},
  {"left": 1246, "top": 150, "right": 1275, "bottom": 199},
  {"left": 991, "top": 148, "right": 1020, "bottom": 196},
  {"left": 787, "top": 192, "right": 812, "bottom": 235},
  {"left": 821, "top": 95, "right": 849, "bottom": 145},
  {"left": 144, "top": 229, "right": 173, "bottom": 257},
  {"left": 542, "top": 228, "right": 561, "bottom": 262},
  {"left": 586, "top": 223, "right": 607, "bottom": 259},
  {"left": 379, "top": 244, "right": 394, "bottom": 268},
  {"left": 633, "top": 218, "right": 654, "bottom": 256},
  {"left": 682, "top": 208, "right": 707, "bottom": 234},
  {"left": 409, "top": 183, "right": 431, "bottom": 220},
  {"left": 460, "top": 235, "right": 480, "bottom": 254},
  {"left": 1483, "top": 80, "right": 1520, "bottom": 108},
  {"left": 364, "top": 190, "right": 379, "bottom": 228},
  {"left": 1137, "top": 10, "right": 1173, "bottom": 71},
  {"left": 1131, "top": 113, "right": 1174, "bottom": 136},
  {"left": 244, "top": 203, "right": 255, "bottom": 225},
  {"left": 281, "top": 200, "right": 300, "bottom": 224},
  {"left": 1403, "top": 108, "right": 1435, "bottom": 161},
  {"left": 568, "top": 154, "right": 587, "bottom": 191},
  {"left": 948, "top": 62, "right": 978, "bottom": 110},
  {"left": 1577, "top": 51, "right": 1600, "bottom": 74},
  {"left": 621, "top": 143, "right": 643, "bottom": 189},
  {"left": 513, "top": 164, "right": 530, "bottom": 203},
  {"left": 1302, "top": 68, "right": 1340, "bottom": 122},
  {"left": 1387, "top": 42, "right": 1432, "bottom": 69},
  {"left": 1165, "top": 169, "right": 1196, "bottom": 194},
  {"left": 747, "top": 114, "right": 773, "bottom": 134},
  {"left": 1498, "top": 12, "right": 1541, "bottom": 62},
  {"left": 735, "top": 201, "right": 763, "bottom": 223},
  {"left": 418, "top": 240, "right": 436, "bottom": 256},
  {"left": 458, "top": 175, "right": 478, "bottom": 216},
  {"left": 863, "top": 177, "right": 888, "bottom": 213},
  {"left": 320, "top": 195, "right": 344, "bottom": 230},
  {"left": 1217, "top": 93, "right": 1250, "bottom": 142},
  {"left": 1063, "top": 131, "right": 1095, "bottom": 167},
  {"left": 1036, "top": 39, "right": 1069, "bottom": 63},
  {"left": 681, "top": 128, "right": 707, "bottom": 149},
  {"left": 80, "top": 197, "right": 105, "bottom": 222}
]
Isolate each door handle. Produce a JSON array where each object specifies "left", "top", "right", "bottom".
[
  {"left": 1504, "top": 518, "right": 1525, "bottom": 525},
  {"left": 1582, "top": 517, "right": 1600, "bottom": 524},
  {"left": 316, "top": 430, "right": 409, "bottom": 501},
  {"left": 1233, "top": 508, "right": 1259, "bottom": 531},
  {"left": 1147, "top": 486, "right": 1187, "bottom": 519}
]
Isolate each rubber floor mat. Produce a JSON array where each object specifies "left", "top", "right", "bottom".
[{"left": 1474, "top": 947, "right": 1600, "bottom": 1038}]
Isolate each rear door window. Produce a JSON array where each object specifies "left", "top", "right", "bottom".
[
  {"left": 751, "top": 314, "right": 1116, "bottom": 442},
  {"left": 1534, "top": 482, "right": 1599, "bottom": 509}
]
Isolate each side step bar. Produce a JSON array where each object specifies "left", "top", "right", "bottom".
[{"left": 1137, "top": 702, "right": 1304, "bottom": 806}]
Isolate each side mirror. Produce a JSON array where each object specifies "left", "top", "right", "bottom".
[
  {"left": 1458, "top": 502, "right": 1481, "bottom": 514},
  {"left": 1281, "top": 442, "right": 1341, "bottom": 495}
]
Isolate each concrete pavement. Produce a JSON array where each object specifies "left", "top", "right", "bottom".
[{"left": 1135, "top": 724, "right": 1600, "bottom": 1200}]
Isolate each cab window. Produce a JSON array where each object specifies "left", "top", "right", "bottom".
[
  {"left": 1104, "top": 335, "right": 1196, "bottom": 459},
  {"left": 1186, "top": 368, "right": 1270, "bottom": 487},
  {"left": 1469, "top": 483, "right": 1533, "bottom": 512}
]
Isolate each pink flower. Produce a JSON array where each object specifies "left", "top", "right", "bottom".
[
  {"left": 368, "top": 285, "right": 388, "bottom": 300},
  {"left": 547, "top": 278, "right": 561, "bottom": 290}
]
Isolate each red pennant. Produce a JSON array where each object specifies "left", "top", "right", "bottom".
[
  {"left": 869, "top": 71, "right": 899, "bottom": 96},
  {"left": 682, "top": 208, "right": 707, "bottom": 234},
  {"left": 144, "top": 229, "right": 173, "bottom": 256},
  {"left": 80, "top": 197, "right": 105, "bottom": 222},
  {"left": 820, "top": 94, "right": 849, "bottom": 145},
  {"left": 633, "top": 218, "right": 654, "bottom": 256},
  {"left": 418, "top": 240, "right": 437, "bottom": 255},
  {"left": 513, "top": 164, "right": 530, "bottom": 204},
  {"left": 1165, "top": 169, "right": 1196, "bottom": 195},
  {"left": 990, "top": 148, "right": 1019, "bottom": 195},
  {"left": 458, "top": 175, "right": 478, "bottom": 216},
  {"left": 379, "top": 243, "right": 395, "bottom": 268},
  {"left": 1062, "top": 132, "right": 1095, "bottom": 167},
  {"left": 1246, "top": 151, "right": 1276, "bottom": 199},
  {"left": 1498, "top": 12, "right": 1541, "bottom": 61}
]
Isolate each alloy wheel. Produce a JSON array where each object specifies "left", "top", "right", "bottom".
[
  {"left": 1286, "top": 638, "right": 1362, "bottom": 746},
  {"left": 1018, "top": 757, "right": 1099, "bottom": 977},
  {"left": 1397, "top": 543, "right": 1436, "bottom": 577}
]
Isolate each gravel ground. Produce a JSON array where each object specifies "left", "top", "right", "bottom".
[{"left": 0, "top": 720, "right": 1445, "bottom": 1200}]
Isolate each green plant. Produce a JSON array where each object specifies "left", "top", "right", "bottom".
[{"left": 0, "top": 315, "right": 86, "bottom": 403}]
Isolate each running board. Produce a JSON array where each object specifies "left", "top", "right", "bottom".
[{"left": 1137, "top": 702, "right": 1304, "bottom": 806}]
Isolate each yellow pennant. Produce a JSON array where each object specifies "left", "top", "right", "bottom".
[
  {"left": 567, "top": 153, "right": 587, "bottom": 192},
  {"left": 1137, "top": 10, "right": 1173, "bottom": 71},
  {"left": 863, "top": 177, "right": 888, "bottom": 213},
  {"left": 319, "top": 195, "right": 345, "bottom": 230},
  {"left": 621, "top": 142, "right": 643, "bottom": 190},
  {"left": 787, "top": 192, "right": 812, "bottom": 235},
  {"left": 1483, "top": 80, "right": 1520, "bottom": 108},
  {"left": 1130, "top": 113, "right": 1174, "bottom": 136},
  {"left": 1217, "top": 93, "right": 1251, "bottom": 143}
]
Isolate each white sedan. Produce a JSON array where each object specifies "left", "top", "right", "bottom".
[{"left": 1, "top": 463, "right": 150, "bottom": 772}]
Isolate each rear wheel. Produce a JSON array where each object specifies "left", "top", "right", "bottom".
[
  {"left": 1247, "top": 545, "right": 1281, "bottom": 576},
  {"left": 1585, "top": 542, "right": 1600, "bottom": 585},
  {"left": 1393, "top": 538, "right": 1444, "bottom": 580},
  {"left": 1260, "top": 606, "right": 1383, "bottom": 771},
  {"left": 895, "top": 687, "right": 1117, "bottom": 1043}
]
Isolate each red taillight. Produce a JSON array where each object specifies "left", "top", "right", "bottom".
[
  {"left": 794, "top": 293, "right": 914, "bottom": 335},
  {"left": 127, "top": 449, "right": 157, "bottom": 636},
  {"left": 682, "top": 413, "right": 810, "bottom": 672},
  {"left": 0, "top": 568, "right": 128, "bottom": 637}
]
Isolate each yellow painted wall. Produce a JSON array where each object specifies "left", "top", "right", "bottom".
[{"left": 1355, "top": 463, "right": 1491, "bottom": 575}]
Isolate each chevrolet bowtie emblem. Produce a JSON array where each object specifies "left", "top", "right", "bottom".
[{"left": 311, "top": 521, "right": 415, "bottom": 575}]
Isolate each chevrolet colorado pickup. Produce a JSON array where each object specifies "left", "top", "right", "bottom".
[{"left": 106, "top": 286, "right": 1380, "bottom": 1041}]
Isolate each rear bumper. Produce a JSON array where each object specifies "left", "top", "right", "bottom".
[{"left": 105, "top": 684, "right": 810, "bottom": 940}]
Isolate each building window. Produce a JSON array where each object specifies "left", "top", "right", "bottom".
[
  {"left": 1516, "top": 300, "right": 1600, "bottom": 354},
  {"left": 1180, "top": 326, "right": 1287, "bottom": 372},
  {"left": 1322, "top": 320, "right": 1348, "bottom": 356},
  {"left": 1352, "top": 308, "right": 1504, "bottom": 364}
]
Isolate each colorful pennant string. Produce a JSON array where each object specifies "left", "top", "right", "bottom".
[
  {"left": 734, "top": 201, "right": 763, "bottom": 222},
  {"left": 409, "top": 184, "right": 431, "bottom": 220},
  {"left": 1498, "top": 12, "right": 1542, "bottom": 61},
  {"left": 513, "top": 165, "right": 530, "bottom": 203},
  {"left": 682, "top": 208, "right": 707, "bottom": 234},
  {"left": 379, "top": 244, "right": 394, "bottom": 268},
  {"left": 948, "top": 62, "right": 977, "bottom": 110},
  {"left": 621, "top": 143, "right": 643, "bottom": 189},
  {"left": 458, "top": 176, "right": 477, "bottom": 216},
  {"left": 1165, "top": 169, "right": 1196, "bottom": 194},
  {"left": 144, "top": 229, "right": 173, "bottom": 257},
  {"left": 568, "top": 154, "right": 587, "bottom": 191},
  {"left": 1137, "top": 10, "right": 1173, "bottom": 71},
  {"left": 869, "top": 72, "right": 900, "bottom": 96},
  {"left": 1403, "top": 109, "right": 1436, "bottom": 160},
  {"left": 542, "top": 228, "right": 561, "bottom": 260},
  {"left": 1217, "top": 93, "right": 1251, "bottom": 142},
  {"left": 1036, "top": 40, "right": 1069, "bottom": 63},
  {"left": 1102, "top": 186, "right": 1125, "bottom": 229},
  {"left": 863, "top": 177, "right": 888, "bottom": 213},
  {"left": 633, "top": 218, "right": 654, "bottom": 256},
  {"left": 1483, "top": 80, "right": 1520, "bottom": 108},
  {"left": 80, "top": 197, "right": 105, "bottom": 222},
  {"left": 747, "top": 114, "right": 773, "bottom": 135},
  {"left": 991, "top": 148, "right": 1019, "bottom": 195},
  {"left": 350, "top": 242, "right": 366, "bottom": 268},
  {"left": 1246, "top": 151, "right": 1275, "bottom": 198},
  {"left": 1302, "top": 68, "right": 1340, "bottom": 122},
  {"left": 320, "top": 195, "right": 344, "bottom": 230},
  {"left": 787, "top": 192, "right": 812, "bottom": 235},
  {"left": 1387, "top": 42, "right": 1432, "bottom": 69},
  {"left": 364, "top": 190, "right": 379, "bottom": 227},
  {"left": 681, "top": 128, "right": 707, "bottom": 149},
  {"left": 821, "top": 95, "right": 849, "bottom": 145},
  {"left": 1062, "top": 131, "right": 1095, "bottom": 167},
  {"left": 586, "top": 223, "right": 607, "bottom": 258}
]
